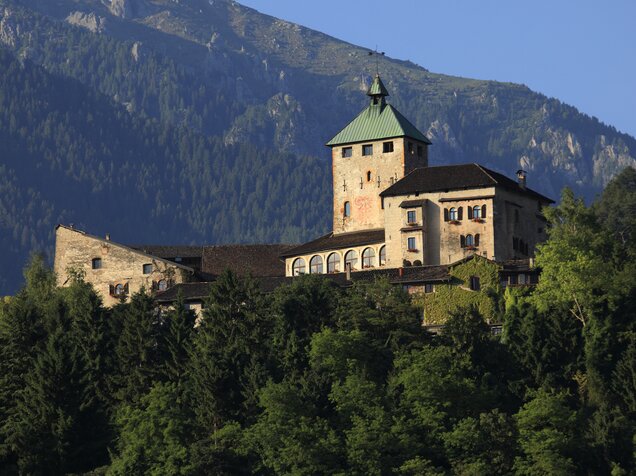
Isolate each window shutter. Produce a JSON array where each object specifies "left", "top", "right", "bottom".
[
  {"left": 482, "top": 204, "right": 487, "bottom": 218},
  {"left": 460, "top": 235, "right": 466, "bottom": 248},
  {"left": 458, "top": 207, "right": 463, "bottom": 220},
  {"left": 475, "top": 234, "right": 480, "bottom": 246},
  {"left": 109, "top": 284, "right": 114, "bottom": 296},
  {"left": 467, "top": 206, "right": 473, "bottom": 219},
  {"left": 124, "top": 282, "right": 129, "bottom": 294},
  {"left": 444, "top": 208, "right": 449, "bottom": 221},
  {"left": 152, "top": 281, "right": 158, "bottom": 291}
]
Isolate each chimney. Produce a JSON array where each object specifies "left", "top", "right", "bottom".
[
  {"left": 516, "top": 169, "right": 527, "bottom": 189},
  {"left": 345, "top": 262, "right": 352, "bottom": 281},
  {"left": 105, "top": 233, "right": 111, "bottom": 241}
]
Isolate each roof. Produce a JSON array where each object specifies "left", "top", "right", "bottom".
[
  {"left": 367, "top": 74, "right": 389, "bottom": 97},
  {"left": 129, "top": 245, "right": 204, "bottom": 259},
  {"left": 380, "top": 164, "right": 554, "bottom": 203},
  {"left": 280, "top": 229, "right": 386, "bottom": 258},
  {"left": 202, "top": 244, "right": 294, "bottom": 277},
  {"left": 326, "top": 75, "right": 430, "bottom": 147},
  {"left": 155, "top": 264, "right": 450, "bottom": 303}
]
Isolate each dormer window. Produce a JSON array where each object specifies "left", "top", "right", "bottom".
[
  {"left": 342, "top": 147, "right": 352, "bottom": 158},
  {"left": 92, "top": 258, "right": 102, "bottom": 270},
  {"left": 362, "top": 144, "right": 373, "bottom": 156}
]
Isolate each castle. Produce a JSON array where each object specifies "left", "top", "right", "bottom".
[{"left": 54, "top": 75, "right": 552, "bottom": 322}]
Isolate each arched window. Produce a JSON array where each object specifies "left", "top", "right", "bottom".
[
  {"left": 362, "top": 247, "right": 375, "bottom": 268},
  {"left": 327, "top": 253, "right": 340, "bottom": 273},
  {"left": 413, "top": 260, "right": 422, "bottom": 266},
  {"left": 466, "top": 234, "right": 474, "bottom": 246},
  {"left": 473, "top": 205, "right": 481, "bottom": 219},
  {"left": 366, "top": 171, "right": 372, "bottom": 182},
  {"left": 115, "top": 283, "right": 124, "bottom": 295},
  {"left": 403, "top": 260, "right": 412, "bottom": 267},
  {"left": 158, "top": 280, "right": 168, "bottom": 291},
  {"left": 379, "top": 246, "right": 386, "bottom": 266},
  {"left": 344, "top": 201, "right": 351, "bottom": 218},
  {"left": 481, "top": 204, "right": 487, "bottom": 218},
  {"left": 292, "top": 258, "right": 306, "bottom": 276},
  {"left": 310, "top": 255, "right": 323, "bottom": 274},
  {"left": 344, "top": 250, "right": 358, "bottom": 270},
  {"left": 92, "top": 258, "right": 102, "bottom": 270},
  {"left": 449, "top": 207, "right": 458, "bottom": 220}
]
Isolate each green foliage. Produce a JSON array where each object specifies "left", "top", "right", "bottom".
[
  {"left": 108, "top": 382, "right": 194, "bottom": 476},
  {"left": 513, "top": 390, "right": 580, "bottom": 475},
  {"left": 417, "top": 256, "right": 500, "bottom": 325}
]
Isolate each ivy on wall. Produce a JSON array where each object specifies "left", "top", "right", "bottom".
[{"left": 412, "top": 255, "right": 501, "bottom": 325}]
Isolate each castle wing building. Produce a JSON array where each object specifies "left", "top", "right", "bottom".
[{"left": 282, "top": 75, "right": 553, "bottom": 277}]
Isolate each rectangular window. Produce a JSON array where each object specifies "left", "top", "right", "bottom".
[
  {"left": 362, "top": 144, "right": 373, "bottom": 156},
  {"left": 342, "top": 147, "right": 352, "bottom": 158},
  {"left": 407, "top": 210, "right": 416, "bottom": 224},
  {"left": 417, "top": 145, "right": 424, "bottom": 157},
  {"left": 383, "top": 141, "right": 394, "bottom": 153},
  {"left": 470, "top": 276, "right": 481, "bottom": 291},
  {"left": 407, "top": 142, "right": 414, "bottom": 154},
  {"left": 92, "top": 258, "right": 102, "bottom": 270},
  {"left": 143, "top": 263, "right": 153, "bottom": 275},
  {"left": 424, "top": 283, "right": 435, "bottom": 293},
  {"left": 407, "top": 237, "right": 416, "bottom": 250}
]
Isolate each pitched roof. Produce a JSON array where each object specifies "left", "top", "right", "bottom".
[
  {"left": 326, "top": 104, "right": 430, "bottom": 146},
  {"left": 201, "top": 244, "right": 294, "bottom": 277},
  {"left": 280, "top": 229, "right": 386, "bottom": 258},
  {"left": 380, "top": 164, "right": 554, "bottom": 203},
  {"left": 367, "top": 74, "right": 389, "bottom": 97},
  {"left": 129, "top": 245, "right": 204, "bottom": 259}
]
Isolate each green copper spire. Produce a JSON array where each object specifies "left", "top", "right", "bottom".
[{"left": 367, "top": 74, "right": 389, "bottom": 99}]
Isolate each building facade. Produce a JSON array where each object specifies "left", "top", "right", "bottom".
[{"left": 282, "top": 75, "right": 553, "bottom": 276}]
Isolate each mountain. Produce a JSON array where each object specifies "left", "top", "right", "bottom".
[{"left": 0, "top": 0, "right": 634, "bottom": 294}]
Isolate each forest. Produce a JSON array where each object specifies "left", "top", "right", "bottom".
[
  {"left": 0, "top": 168, "right": 634, "bottom": 474},
  {"left": 2, "top": 0, "right": 636, "bottom": 294}
]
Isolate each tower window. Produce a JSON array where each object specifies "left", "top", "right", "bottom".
[
  {"left": 92, "top": 258, "right": 102, "bottom": 270},
  {"left": 407, "top": 237, "right": 417, "bottom": 251},
  {"left": 143, "top": 263, "right": 153, "bottom": 274},
  {"left": 383, "top": 141, "right": 394, "bottom": 153},
  {"left": 342, "top": 147, "right": 352, "bottom": 158},
  {"left": 473, "top": 205, "right": 481, "bottom": 219},
  {"left": 344, "top": 201, "right": 351, "bottom": 218},
  {"left": 449, "top": 207, "right": 458, "bottom": 221},
  {"left": 362, "top": 144, "right": 373, "bottom": 156}
]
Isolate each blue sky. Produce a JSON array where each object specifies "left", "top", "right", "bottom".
[{"left": 240, "top": 0, "right": 636, "bottom": 138}]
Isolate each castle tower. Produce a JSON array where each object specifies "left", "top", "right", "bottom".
[{"left": 327, "top": 74, "right": 431, "bottom": 234}]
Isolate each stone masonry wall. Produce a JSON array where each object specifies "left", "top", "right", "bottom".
[{"left": 54, "top": 226, "right": 192, "bottom": 307}]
